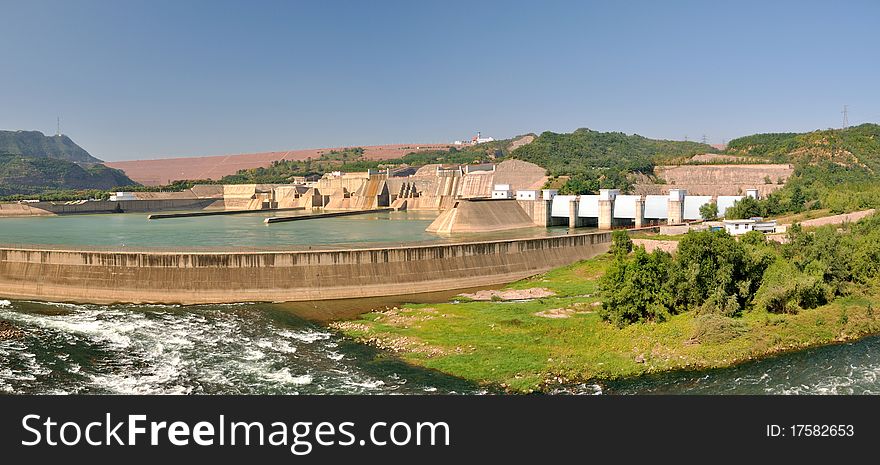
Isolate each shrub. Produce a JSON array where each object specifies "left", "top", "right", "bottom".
[
  {"left": 599, "top": 247, "right": 673, "bottom": 327},
  {"left": 753, "top": 260, "right": 832, "bottom": 314},
  {"left": 691, "top": 314, "right": 749, "bottom": 344},
  {"left": 610, "top": 230, "right": 633, "bottom": 258},
  {"left": 699, "top": 202, "right": 718, "bottom": 221}
]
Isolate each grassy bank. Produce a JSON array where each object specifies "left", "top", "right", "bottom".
[{"left": 332, "top": 254, "right": 880, "bottom": 393}]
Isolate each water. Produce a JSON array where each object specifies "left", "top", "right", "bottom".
[
  {"left": 0, "top": 210, "right": 576, "bottom": 249},
  {"left": 0, "top": 211, "right": 440, "bottom": 249},
  {"left": 4, "top": 298, "right": 880, "bottom": 394},
  {"left": 585, "top": 336, "right": 880, "bottom": 395},
  {"left": 0, "top": 300, "right": 483, "bottom": 395}
]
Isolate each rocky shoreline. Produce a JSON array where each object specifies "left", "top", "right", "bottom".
[{"left": 0, "top": 320, "right": 24, "bottom": 340}]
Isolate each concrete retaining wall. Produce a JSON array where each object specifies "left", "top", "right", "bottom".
[
  {"left": 0, "top": 232, "right": 611, "bottom": 305},
  {"left": 0, "top": 199, "right": 216, "bottom": 216}
]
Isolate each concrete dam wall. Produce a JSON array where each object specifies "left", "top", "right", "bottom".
[{"left": 0, "top": 232, "right": 611, "bottom": 305}]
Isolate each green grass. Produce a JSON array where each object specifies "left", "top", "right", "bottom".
[{"left": 334, "top": 254, "right": 880, "bottom": 393}]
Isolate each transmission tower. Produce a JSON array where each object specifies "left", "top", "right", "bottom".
[
  {"left": 701, "top": 134, "right": 707, "bottom": 144},
  {"left": 56, "top": 116, "right": 61, "bottom": 136},
  {"left": 842, "top": 105, "right": 849, "bottom": 129}
]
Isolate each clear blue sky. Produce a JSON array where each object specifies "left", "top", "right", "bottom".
[{"left": 1, "top": 0, "right": 878, "bottom": 161}]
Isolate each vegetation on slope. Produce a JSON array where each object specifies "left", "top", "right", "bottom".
[
  {"left": 0, "top": 154, "right": 137, "bottom": 197},
  {"left": 0, "top": 130, "right": 101, "bottom": 163},
  {"left": 720, "top": 124, "right": 880, "bottom": 218},
  {"left": 217, "top": 140, "right": 517, "bottom": 184},
  {"left": 508, "top": 128, "right": 714, "bottom": 194}
]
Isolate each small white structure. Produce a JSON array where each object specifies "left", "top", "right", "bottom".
[
  {"left": 753, "top": 219, "right": 778, "bottom": 233},
  {"left": 542, "top": 189, "right": 558, "bottom": 200},
  {"left": 724, "top": 217, "right": 777, "bottom": 235},
  {"left": 454, "top": 131, "right": 496, "bottom": 145},
  {"left": 599, "top": 189, "right": 619, "bottom": 201},
  {"left": 668, "top": 189, "right": 687, "bottom": 201},
  {"left": 492, "top": 184, "right": 513, "bottom": 199},
  {"left": 516, "top": 190, "right": 537, "bottom": 201},
  {"left": 724, "top": 219, "right": 755, "bottom": 235},
  {"left": 746, "top": 188, "right": 759, "bottom": 199},
  {"left": 109, "top": 192, "right": 138, "bottom": 201}
]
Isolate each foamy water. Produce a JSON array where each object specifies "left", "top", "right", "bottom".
[{"left": 0, "top": 300, "right": 478, "bottom": 395}]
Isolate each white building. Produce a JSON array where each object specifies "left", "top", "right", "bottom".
[
  {"left": 542, "top": 189, "right": 558, "bottom": 200},
  {"left": 724, "top": 218, "right": 777, "bottom": 235},
  {"left": 516, "top": 190, "right": 537, "bottom": 201},
  {"left": 454, "top": 132, "right": 496, "bottom": 145},
  {"left": 109, "top": 192, "right": 138, "bottom": 201},
  {"left": 492, "top": 184, "right": 513, "bottom": 199}
]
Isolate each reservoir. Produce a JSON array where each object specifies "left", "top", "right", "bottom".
[{"left": 0, "top": 210, "right": 575, "bottom": 249}]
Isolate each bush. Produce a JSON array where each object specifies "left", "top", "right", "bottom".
[
  {"left": 753, "top": 260, "right": 832, "bottom": 314},
  {"left": 610, "top": 230, "right": 633, "bottom": 258},
  {"left": 665, "top": 230, "right": 769, "bottom": 315},
  {"left": 699, "top": 202, "right": 718, "bottom": 220},
  {"left": 599, "top": 247, "right": 673, "bottom": 327},
  {"left": 691, "top": 314, "right": 749, "bottom": 344}
]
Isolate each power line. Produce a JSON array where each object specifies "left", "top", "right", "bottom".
[{"left": 842, "top": 105, "right": 849, "bottom": 129}]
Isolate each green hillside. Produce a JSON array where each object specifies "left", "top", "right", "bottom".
[
  {"left": 0, "top": 130, "right": 102, "bottom": 163},
  {"left": 0, "top": 154, "right": 137, "bottom": 196},
  {"left": 725, "top": 123, "right": 880, "bottom": 172},
  {"left": 720, "top": 124, "right": 880, "bottom": 217},
  {"left": 508, "top": 128, "right": 715, "bottom": 193}
]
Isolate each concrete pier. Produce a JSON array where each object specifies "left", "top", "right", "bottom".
[
  {"left": 598, "top": 189, "right": 619, "bottom": 230},
  {"left": 148, "top": 207, "right": 304, "bottom": 220},
  {"left": 634, "top": 196, "right": 645, "bottom": 228},
  {"left": 568, "top": 199, "right": 580, "bottom": 229},
  {"left": 667, "top": 189, "right": 686, "bottom": 225},
  {"left": 265, "top": 208, "right": 393, "bottom": 224}
]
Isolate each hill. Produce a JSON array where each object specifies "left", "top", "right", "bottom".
[
  {"left": 0, "top": 130, "right": 102, "bottom": 163},
  {"left": 0, "top": 154, "right": 137, "bottom": 196},
  {"left": 105, "top": 143, "right": 459, "bottom": 186},
  {"left": 713, "top": 123, "right": 880, "bottom": 217},
  {"left": 508, "top": 128, "right": 715, "bottom": 193},
  {"left": 217, "top": 142, "right": 507, "bottom": 184},
  {"left": 725, "top": 123, "right": 880, "bottom": 172}
]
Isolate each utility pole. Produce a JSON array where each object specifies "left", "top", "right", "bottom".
[{"left": 842, "top": 105, "right": 849, "bottom": 129}]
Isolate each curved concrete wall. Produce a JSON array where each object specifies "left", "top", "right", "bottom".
[{"left": 0, "top": 232, "right": 611, "bottom": 305}]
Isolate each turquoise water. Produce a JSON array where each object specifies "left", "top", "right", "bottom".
[
  {"left": 0, "top": 211, "right": 440, "bottom": 249},
  {"left": 0, "top": 210, "right": 576, "bottom": 249}
]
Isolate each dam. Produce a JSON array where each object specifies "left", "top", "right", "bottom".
[{"left": 0, "top": 210, "right": 607, "bottom": 305}]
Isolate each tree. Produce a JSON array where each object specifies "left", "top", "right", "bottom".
[
  {"left": 610, "top": 230, "right": 633, "bottom": 258},
  {"left": 599, "top": 247, "right": 674, "bottom": 327},
  {"left": 665, "top": 230, "right": 770, "bottom": 315},
  {"left": 699, "top": 202, "right": 719, "bottom": 220},
  {"left": 724, "top": 196, "right": 763, "bottom": 219}
]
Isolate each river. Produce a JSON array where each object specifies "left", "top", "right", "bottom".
[{"left": 2, "top": 298, "right": 879, "bottom": 395}]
